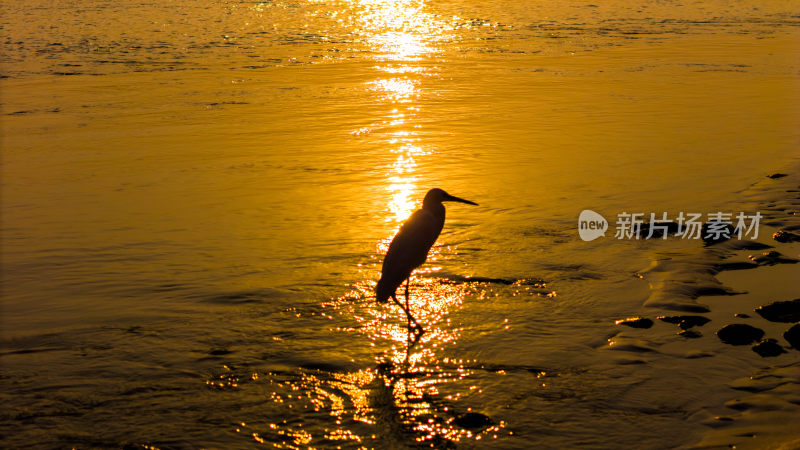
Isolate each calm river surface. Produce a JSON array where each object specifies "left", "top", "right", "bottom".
[{"left": 2, "top": 0, "right": 799, "bottom": 448}]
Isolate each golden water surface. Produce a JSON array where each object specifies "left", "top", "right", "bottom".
[{"left": 1, "top": 0, "right": 799, "bottom": 448}]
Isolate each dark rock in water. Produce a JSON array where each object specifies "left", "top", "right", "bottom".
[
  {"left": 635, "top": 221, "right": 682, "bottom": 239},
  {"left": 513, "top": 278, "right": 548, "bottom": 287},
  {"left": 657, "top": 316, "right": 683, "bottom": 324},
  {"left": 717, "top": 324, "right": 764, "bottom": 345},
  {"left": 724, "top": 240, "right": 773, "bottom": 251},
  {"left": 748, "top": 251, "right": 799, "bottom": 266},
  {"left": 436, "top": 274, "right": 547, "bottom": 286},
  {"left": 679, "top": 329, "right": 702, "bottom": 339},
  {"left": 615, "top": 317, "right": 653, "bottom": 329},
  {"left": 616, "top": 357, "right": 647, "bottom": 365},
  {"left": 453, "top": 412, "right": 492, "bottom": 430},
  {"left": 767, "top": 173, "right": 788, "bottom": 179},
  {"left": 752, "top": 339, "right": 786, "bottom": 357},
  {"left": 693, "top": 286, "right": 742, "bottom": 297},
  {"left": 208, "top": 348, "right": 231, "bottom": 356},
  {"left": 433, "top": 274, "right": 513, "bottom": 285},
  {"left": 773, "top": 230, "right": 800, "bottom": 243},
  {"left": 701, "top": 222, "right": 735, "bottom": 245},
  {"left": 694, "top": 286, "right": 746, "bottom": 297},
  {"left": 714, "top": 261, "right": 759, "bottom": 271},
  {"left": 784, "top": 324, "right": 800, "bottom": 349},
  {"left": 755, "top": 298, "right": 800, "bottom": 323},
  {"left": 678, "top": 317, "right": 710, "bottom": 330},
  {"left": 464, "top": 276, "right": 514, "bottom": 284},
  {"left": 734, "top": 313, "right": 750, "bottom": 318},
  {"left": 685, "top": 350, "right": 714, "bottom": 358},
  {"left": 657, "top": 315, "right": 710, "bottom": 329},
  {"left": 655, "top": 302, "right": 711, "bottom": 313}
]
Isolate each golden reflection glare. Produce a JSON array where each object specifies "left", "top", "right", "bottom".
[
  {"left": 372, "top": 31, "right": 433, "bottom": 61},
  {"left": 351, "top": 0, "right": 451, "bottom": 61},
  {"left": 288, "top": 0, "right": 505, "bottom": 445},
  {"left": 368, "top": 77, "right": 418, "bottom": 103},
  {"left": 377, "top": 65, "right": 428, "bottom": 74},
  {"left": 352, "top": 0, "right": 443, "bottom": 232}
]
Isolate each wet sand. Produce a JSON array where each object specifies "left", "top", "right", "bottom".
[
  {"left": 688, "top": 169, "right": 800, "bottom": 449},
  {"left": 617, "top": 166, "right": 800, "bottom": 449}
]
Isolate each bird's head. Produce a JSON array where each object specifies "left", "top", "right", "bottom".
[{"left": 423, "top": 188, "right": 478, "bottom": 208}]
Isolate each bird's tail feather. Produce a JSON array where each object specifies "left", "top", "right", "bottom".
[{"left": 375, "top": 277, "right": 395, "bottom": 303}]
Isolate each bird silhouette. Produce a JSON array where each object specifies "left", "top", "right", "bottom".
[{"left": 376, "top": 188, "right": 478, "bottom": 337}]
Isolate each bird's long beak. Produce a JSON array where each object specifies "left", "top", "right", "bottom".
[{"left": 444, "top": 193, "right": 478, "bottom": 206}]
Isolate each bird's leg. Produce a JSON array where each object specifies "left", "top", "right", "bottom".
[
  {"left": 390, "top": 285, "right": 424, "bottom": 339},
  {"left": 404, "top": 278, "right": 424, "bottom": 338},
  {"left": 405, "top": 278, "right": 411, "bottom": 331},
  {"left": 405, "top": 295, "right": 412, "bottom": 344},
  {"left": 403, "top": 325, "right": 411, "bottom": 367}
]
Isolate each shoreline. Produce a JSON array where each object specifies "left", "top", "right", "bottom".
[
  {"left": 632, "top": 160, "right": 800, "bottom": 449},
  {"left": 688, "top": 163, "right": 800, "bottom": 449}
]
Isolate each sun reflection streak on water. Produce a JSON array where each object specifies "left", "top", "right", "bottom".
[
  {"left": 350, "top": 0, "right": 447, "bottom": 229},
  {"left": 368, "top": 78, "right": 418, "bottom": 103},
  {"left": 372, "top": 31, "right": 435, "bottom": 61},
  {"left": 249, "top": 0, "right": 506, "bottom": 446},
  {"left": 350, "top": 0, "right": 453, "bottom": 56}
]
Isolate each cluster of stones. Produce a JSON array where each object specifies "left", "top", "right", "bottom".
[{"left": 615, "top": 298, "right": 800, "bottom": 357}]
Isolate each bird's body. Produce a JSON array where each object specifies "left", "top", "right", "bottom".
[
  {"left": 376, "top": 188, "right": 477, "bottom": 336},
  {"left": 376, "top": 206, "right": 444, "bottom": 302}
]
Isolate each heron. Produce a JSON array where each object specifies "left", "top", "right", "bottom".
[{"left": 376, "top": 188, "right": 478, "bottom": 338}]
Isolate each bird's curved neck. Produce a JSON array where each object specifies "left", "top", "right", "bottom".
[{"left": 422, "top": 200, "right": 445, "bottom": 218}]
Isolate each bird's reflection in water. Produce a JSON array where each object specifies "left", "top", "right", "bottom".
[
  {"left": 368, "top": 335, "right": 459, "bottom": 447},
  {"left": 342, "top": 278, "right": 504, "bottom": 445},
  {"left": 253, "top": 279, "right": 505, "bottom": 447}
]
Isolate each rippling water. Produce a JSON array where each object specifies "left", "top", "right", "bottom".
[{"left": 2, "top": 0, "right": 799, "bottom": 448}]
